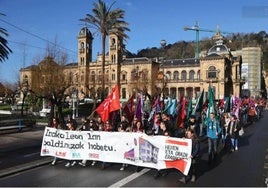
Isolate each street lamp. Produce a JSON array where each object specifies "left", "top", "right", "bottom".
[
  {"left": 136, "top": 66, "right": 140, "bottom": 92},
  {"left": 72, "top": 88, "right": 78, "bottom": 119}
]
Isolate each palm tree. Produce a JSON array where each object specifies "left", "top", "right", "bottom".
[
  {"left": 0, "top": 13, "right": 12, "bottom": 63},
  {"left": 80, "top": 0, "right": 130, "bottom": 100}
]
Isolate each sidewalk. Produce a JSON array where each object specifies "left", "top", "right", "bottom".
[{"left": 0, "top": 124, "right": 45, "bottom": 152}]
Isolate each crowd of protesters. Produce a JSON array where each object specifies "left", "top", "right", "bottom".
[{"left": 48, "top": 94, "right": 267, "bottom": 184}]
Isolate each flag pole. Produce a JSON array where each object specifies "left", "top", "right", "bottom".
[{"left": 88, "top": 110, "right": 96, "bottom": 120}]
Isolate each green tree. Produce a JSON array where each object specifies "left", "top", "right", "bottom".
[
  {"left": 81, "top": 0, "right": 130, "bottom": 100},
  {"left": 0, "top": 13, "right": 12, "bottom": 63}
]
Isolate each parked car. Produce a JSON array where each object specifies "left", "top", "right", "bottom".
[{"left": 39, "top": 108, "right": 51, "bottom": 117}]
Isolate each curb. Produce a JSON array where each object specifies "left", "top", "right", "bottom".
[{"left": 0, "top": 157, "right": 52, "bottom": 179}]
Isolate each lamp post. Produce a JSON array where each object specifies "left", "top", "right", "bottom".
[
  {"left": 20, "top": 80, "right": 29, "bottom": 117},
  {"left": 72, "top": 88, "right": 78, "bottom": 119},
  {"left": 217, "top": 69, "right": 220, "bottom": 99},
  {"left": 136, "top": 66, "right": 140, "bottom": 92}
]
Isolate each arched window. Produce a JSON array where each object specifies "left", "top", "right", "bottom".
[
  {"left": 111, "top": 38, "right": 116, "bottom": 46},
  {"left": 173, "top": 71, "right": 179, "bottom": 80},
  {"left": 23, "top": 75, "right": 28, "bottom": 85},
  {"left": 80, "top": 42, "right": 85, "bottom": 53},
  {"left": 166, "top": 71, "right": 171, "bottom": 80},
  {"left": 189, "top": 70, "right": 195, "bottom": 80},
  {"left": 113, "top": 54, "right": 116, "bottom": 64},
  {"left": 80, "top": 42, "right": 84, "bottom": 49},
  {"left": 207, "top": 66, "right": 217, "bottom": 78},
  {"left": 121, "top": 71, "right": 127, "bottom": 81},
  {"left": 181, "top": 70, "right": 187, "bottom": 80},
  {"left": 197, "top": 70, "right": 200, "bottom": 80},
  {"left": 112, "top": 69, "right": 116, "bottom": 81}
]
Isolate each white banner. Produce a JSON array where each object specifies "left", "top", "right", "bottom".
[{"left": 41, "top": 127, "right": 192, "bottom": 175}]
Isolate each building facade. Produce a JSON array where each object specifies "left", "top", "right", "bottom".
[
  {"left": 20, "top": 27, "right": 244, "bottom": 103},
  {"left": 240, "top": 47, "right": 262, "bottom": 97}
]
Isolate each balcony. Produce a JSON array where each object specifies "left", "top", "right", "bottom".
[
  {"left": 156, "top": 78, "right": 201, "bottom": 83},
  {"left": 79, "top": 48, "right": 85, "bottom": 53},
  {"left": 110, "top": 45, "right": 116, "bottom": 51}
]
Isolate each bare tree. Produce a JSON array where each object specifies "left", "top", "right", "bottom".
[{"left": 28, "top": 56, "right": 71, "bottom": 128}]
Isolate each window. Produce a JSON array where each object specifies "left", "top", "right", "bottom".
[
  {"left": 80, "top": 42, "right": 85, "bottom": 53},
  {"left": 23, "top": 75, "right": 28, "bottom": 85},
  {"left": 166, "top": 71, "right": 171, "bottom": 80},
  {"left": 98, "top": 71, "right": 102, "bottom": 82},
  {"left": 111, "top": 69, "right": 116, "bottom": 81},
  {"left": 80, "top": 57, "right": 84, "bottom": 66},
  {"left": 91, "top": 71, "right": 95, "bottom": 82},
  {"left": 197, "top": 70, "right": 200, "bottom": 80},
  {"left": 189, "top": 70, "right": 195, "bottom": 80},
  {"left": 173, "top": 71, "right": 179, "bottom": 80},
  {"left": 122, "top": 73, "right": 126, "bottom": 81},
  {"left": 207, "top": 66, "right": 217, "bottom": 78},
  {"left": 122, "top": 88, "right": 126, "bottom": 99},
  {"left": 181, "top": 70, "right": 187, "bottom": 80},
  {"left": 111, "top": 38, "right": 116, "bottom": 45}
]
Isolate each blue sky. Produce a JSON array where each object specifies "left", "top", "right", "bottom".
[{"left": 0, "top": 0, "right": 267, "bottom": 83}]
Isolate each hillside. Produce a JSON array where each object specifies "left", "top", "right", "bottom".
[{"left": 133, "top": 31, "right": 268, "bottom": 70}]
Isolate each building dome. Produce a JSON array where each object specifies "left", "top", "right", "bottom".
[
  {"left": 78, "top": 27, "right": 93, "bottom": 39},
  {"left": 207, "top": 39, "right": 229, "bottom": 55}
]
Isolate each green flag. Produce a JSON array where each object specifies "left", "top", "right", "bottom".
[
  {"left": 186, "top": 97, "right": 193, "bottom": 120},
  {"left": 208, "top": 86, "right": 215, "bottom": 114},
  {"left": 191, "top": 89, "right": 204, "bottom": 116},
  {"left": 205, "top": 86, "right": 215, "bottom": 125}
]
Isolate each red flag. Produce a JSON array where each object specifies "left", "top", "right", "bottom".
[
  {"left": 135, "top": 94, "right": 143, "bottom": 122},
  {"left": 95, "top": 98, "right": 110, "bottom": 122},
  {"left": 95, "top": 85, "right": 120, "bottom": 122},
  {"left": 122, "top": 94, "right": 135, "bottom": 123},
  {"left": 109, "top": 84, "right": 120, "bottom": 112},
  {"left": 176, "top": 96, "right": 186, "bottom": 129}
]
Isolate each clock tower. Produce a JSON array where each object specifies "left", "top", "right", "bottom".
[{"left": 77, "top": 27, "right": 93, "bottom": 97}]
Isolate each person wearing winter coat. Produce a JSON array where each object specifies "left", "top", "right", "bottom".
[
  {"left": 227, "top": 114, "right": 241, "bottom": 152},
  {"left": 179, "top": 129, "right": 200, "bottom": 183},
  {"left": 206, "top": 112, "right": 221, "bottom": 164}
]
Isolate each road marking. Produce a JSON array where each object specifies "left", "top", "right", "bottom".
[
  {"left": 108, "top": 168, "right": 150, "bottom": 187},
  {"left": 24, "top": 152, "right": 40, "bottom": 158}
]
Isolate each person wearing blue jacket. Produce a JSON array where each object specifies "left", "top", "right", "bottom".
[{"left": 206, "top": 112, "right": 221, "bottom": 164}]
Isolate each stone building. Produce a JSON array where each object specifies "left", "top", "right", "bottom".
[{"left": 20, "top": 27, "right": 244, "bottom": 103}]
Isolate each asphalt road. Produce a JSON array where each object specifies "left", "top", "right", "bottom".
[{"left": 0, "top": 112, "right": 268, "bottom": 187}]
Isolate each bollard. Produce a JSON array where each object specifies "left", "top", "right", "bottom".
[{"left": 18, "top": 119, "right": 22, "bottom": 132}]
